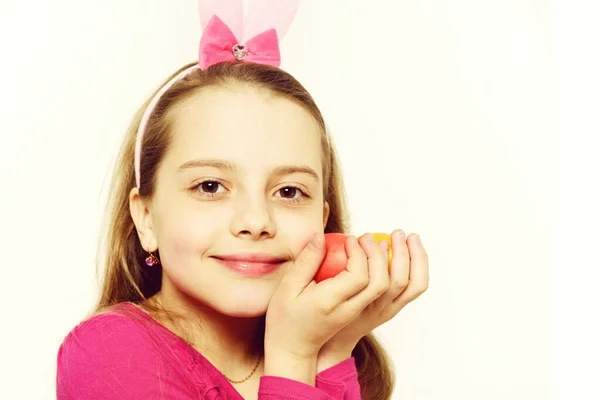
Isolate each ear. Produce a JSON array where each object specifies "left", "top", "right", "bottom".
[
  {"left": 322, "top": 200, "right": 330, "bottom": 229},
  {"left": 129, "top": 187, "right": 158, "bottom": 252}
]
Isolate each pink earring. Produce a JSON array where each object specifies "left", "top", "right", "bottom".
[{"left": 145, "top": 251, "right": 160, "bottom": 266}]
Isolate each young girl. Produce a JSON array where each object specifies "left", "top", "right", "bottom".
[{"left": 56, "top": 2, "right": 429, "bottom": 399}]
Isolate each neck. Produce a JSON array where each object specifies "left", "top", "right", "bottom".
[{"left": 149, "top": 288, "right": 265, "bottom": 378}]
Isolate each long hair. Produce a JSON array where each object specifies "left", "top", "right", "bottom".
[{"left": 95, "top": 61, "right": 395, "bottom": 399}]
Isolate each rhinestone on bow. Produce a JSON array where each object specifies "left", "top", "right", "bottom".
[{"left": 232, "top": 44, "right": 248, "bottom": 60}]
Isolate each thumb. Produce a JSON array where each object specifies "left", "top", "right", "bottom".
[{"left": 286, "top": 233, "right": 326, "bottom": 289}]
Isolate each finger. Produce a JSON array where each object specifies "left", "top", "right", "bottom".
[
  {"left": 378, "top": 230, "right": 410, "bottom": 304},
  {"left": 378, "top": 237, "right": 390, "bottom": 261},
  {"left": 337, "top": 233, "right": 390, "bottom": 314},
  {"left": 285, "top": 233, "right": 326, "bottom": 290},
  {"left": 368, "top": 238, "right": 394, "bottom": 314},
  {"left": 393, "top": 233, "right": 429, "bottom": 307},
  {"left": 357, "top": 233, "right": 390, "bottom": 297},
  {"left": 317, "top": 235, "right": 369, "bottom": 306}
]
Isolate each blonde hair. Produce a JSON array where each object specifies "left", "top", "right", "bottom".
[{"left": 95, "top": 61, "right": 395, "bottom": 399}]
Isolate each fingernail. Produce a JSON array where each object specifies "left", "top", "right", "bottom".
[
  {"left": 347, "top": 235, "right": 358, "bottom": 246},
  {"left": 394, "top": 230, "right": 406, "bottom": 241}
]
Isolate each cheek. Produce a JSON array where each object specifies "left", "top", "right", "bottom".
[
  {"left": 275, "top": 210, "right": 324, "bottom": 255},
  {"left": 154, "top": 208, "right": 213, "bottom": 263}
]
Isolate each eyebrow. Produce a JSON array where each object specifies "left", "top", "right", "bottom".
[{"left": 178, "top": 159, "right": 320, "bottom": 181}]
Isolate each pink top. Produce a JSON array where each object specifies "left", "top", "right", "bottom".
[{"left": 56, "top": 302, "right": 362, "bottom": 399}]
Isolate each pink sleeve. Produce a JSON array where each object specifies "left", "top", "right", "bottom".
[
  {"left": 258, "top": 357, "right": 361, "bottom": 399},
  {"left": 316, "top": 357, "right": 361, "bottom": 399},
  {"left": 56, "top": 313, "right": 197, "bottom": 400}
]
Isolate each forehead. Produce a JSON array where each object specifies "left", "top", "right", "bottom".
[{"left": 165, "top": 85, "right": 323, "bottom": 177}]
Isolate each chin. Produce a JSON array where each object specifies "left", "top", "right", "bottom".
[
  {"left": 215, "top": 297, "right": 271, "bottom": 318},
  {"left": 205, "top": 281, "right": 276, "bottom": 317}
]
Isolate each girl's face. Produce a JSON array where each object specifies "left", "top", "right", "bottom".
[{"left": 143, "top": 86, "right": 329, "bottom": 317}]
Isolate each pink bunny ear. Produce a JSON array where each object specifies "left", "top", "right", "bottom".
[
  {"left": 198, "top": 0, "right": 244, "bottom": 41},
  {"left": 242, "top": 0, "right": 302, "bottom": 42}
]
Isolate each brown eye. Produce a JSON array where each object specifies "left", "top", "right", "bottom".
[
  {"left": 200, "top": 181, "right": 220, "bottom": 193},
  {"left": 275, "top": 186, "right": 309, "bottom": 204},
  {"left": 279, "top": 187, "right": 298, "bottom": 198},
  {"left": 191, "top": 179, "right": 227, "bottom": 198}
]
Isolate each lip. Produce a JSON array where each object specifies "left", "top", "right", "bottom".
[{"left": 212, "top": 253, "right": 286, "bottom": 277}]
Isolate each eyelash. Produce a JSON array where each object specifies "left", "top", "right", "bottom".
[{"left": 190, "top": 179, "right": 310, "bottom": 204}]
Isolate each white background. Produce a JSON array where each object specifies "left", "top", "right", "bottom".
[{"left": 0, "top": 0, "right": 597, "bottom": 399}]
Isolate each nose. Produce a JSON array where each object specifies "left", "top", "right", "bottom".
[{"left": 230, "top": 196, "right": 276, "bottom": 240}]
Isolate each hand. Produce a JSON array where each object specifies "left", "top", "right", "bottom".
[
  {"left": 317, "top": 230, "right": 429, "bottom": 371},
  {"left": 264, "top": 233, "right": 390, "bottom": 361}
]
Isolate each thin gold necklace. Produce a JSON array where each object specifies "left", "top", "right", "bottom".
[{"left": 223, "top": 354, "right": 263, "bottom": 384}]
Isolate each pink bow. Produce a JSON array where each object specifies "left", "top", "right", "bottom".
[
  {"left": 199, "top": 15, "right": 280, "bottom": 70},
  {"left": 197, "top": 0, "right": 301, "bottom": 70}
]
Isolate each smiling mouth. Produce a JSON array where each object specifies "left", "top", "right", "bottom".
[{"left": 211, "top": 256, "right": 286, "bottom": 277}]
